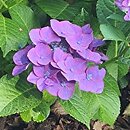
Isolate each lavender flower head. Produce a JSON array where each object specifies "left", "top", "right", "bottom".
[
  {"left": 12, "top": 19, "right": 106, "bottom": 100},
  {"left": 115, "top": 0, "right": 130, "bottom": 21}
]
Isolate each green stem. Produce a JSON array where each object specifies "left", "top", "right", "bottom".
[{"left": 115, "top": 41, "right": 118, "bottom": 57}]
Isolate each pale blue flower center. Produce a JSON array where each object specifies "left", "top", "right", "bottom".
[
  {"left": 61, "top": 82, "right": 66, "bottom": 87},
  {"left": 77, "top": 41, "right": 81, "bottom": 44},
  {"left": 44, "top": 71, "right": 50, "bottom": 79},
  {"left": 70, "top": 68, "right": 74, "bottom": 72},
  {"left": 40, "top": 56, "right": 45, "bottom": 59},
  {"left": 86, "top": 74, "right": 92, "bottom": 80},
  {"left": 61, "top": 32, "right": 65, "bottom": 35}
]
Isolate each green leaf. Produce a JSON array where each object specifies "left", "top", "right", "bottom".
[
  {"left": 21, "top": 91, "right": 56, "bottom": 122},
  {"left": 36, "top": 0, "right": 69, "bottom": 19},
  {"left": 0, "top": 5, "right": 38, "bottom": 56},
  {"left": 119, "top": 47, "right": 130, "bottom": 66},
  {"left": 36, "top": 0, "right": 91, "bottom": 21},
  {"left": 106, "top": 42, "right": 129, "bottom": 80},
  {"left": 107, "top": 14, "right": 124, "bottom": 22},
  {"left": 0, "top": 15, "right": 27, "bottom": 56},
  {"left": 106, "top": 62, "right": 128, "bottom": 81},
  {"left": 100, "top": 24, "right": 126, "bottom": 41},
  {"left": 106, "top": 42, "right": 118, "bottom": 80},
  {"left": 119, "top": 76, "right": 128, "bottom": 89},
  {"left": 60, "top": 74, "right": 120, "bottom": 128},
  {"left": 118, "top": 61, "right": 129, "bottom": 79},
  {"left": 9, "top": 5, "right": 38, "bottom": 33},
  {"left": 104, "top": 73, "right": 120, "bottom": 95},
  {"left": 106, "top": 63, "right": 118, "bottom": 80},
  {"left": 73, "top": 8, "right": 89, "bottom": 26},
  {"left": 0, "top": 75, "right": 42, "bottom": 117},
  {"left": 0, "top": 0, "right": 28, "bottom": 12},
  {"left": 20, "top": 109, "right": 33, "bottom": 122}
]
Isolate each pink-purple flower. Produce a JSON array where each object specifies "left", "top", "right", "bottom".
[
  {"left": 78, "top": 66, "right": 106, "bottom": 93},
  {"left": 27, "top": 43, "right": 53, "bottom": 66},
  {"left": 12, "top": 19, "right": 106, "bottom": 100},
  {"left": 115, "top": 0, "right": 130, "bottom": 21},
  {"left": 12, "top": 45, "right": 33, "bottom": 76}
]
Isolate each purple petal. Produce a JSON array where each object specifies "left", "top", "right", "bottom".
[
  {"left": 79, "top": 79, "right": 104, "bottom": 93},
  {"left": 40, "top": 26, "right": 61, "bottom": 44},
  {"left": 37, "top": 78, "right": 46, "bottom": 91},
  {"left": 82, "top": 24, "right": 93, "bottom": 34},
  {"left": 61, "top": 71, "right": 76, "bottom": 81},
  {"left": 46, "top": 83, "right": 60, "bottom": 97},
  {"left": 29, "top": 29, "right": 41, "bottom": 45},
  {"left": 27, "top": 72, "right": 39, "bottom": 84},
  {"left": 35, "top": 44, "right": 53, "bottom": 65},
  {"left": 27, "top": 48, "right": 40, "bottom": 66},
  {"left": 77, "top": 49, "right": 101, "bottom": 63},
  {"left": 57, "top": 57, "right": 86, "bottom": 81},
  {"left": 33, "top": 66, "right": 45, "bottom": 77},
  {"left": 50, "top": 19, "right": 76, "bottom": 37},
  {"left": 58, "top": 82, "right": 75, "bottom": 100},
  {"left": 53, "top": 48, "right": 69, "bottom": 62},
  {"left": 115, "top": 0, "right": 129, "bottom": 11},
  {"left": 98, "top": 68, "right": 106, "bottom": 79},
  {"left": 98, "top": 52, "right": 109, "bottom": 61},
  {"left": 45, "top": 78, "right": 56, "bottom": 86},
  {"left": 13, "top": 45, "right": 32, "bottom": 65},
  {"left": 66, "top": 33, "right": 93, "bottom": 51},
  {"left": 122, "top": 0, "right": 130, "bottom": 6},
  {"left": 12, "top": 64, "right": 29, "bottom": 76},
  {"left": 90, "top": 38, "right": 105, "bottom": 49},
  {"left": 51, "top": 48, "right": 71, "bottom": 68}
]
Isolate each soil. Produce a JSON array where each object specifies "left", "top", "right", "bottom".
[{"left": 0, "top": 85, "right": 130, "bottom": 130}]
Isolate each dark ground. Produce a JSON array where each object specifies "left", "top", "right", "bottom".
[{"left": 0, "top": 85, "right": 130, "bottom": 130}]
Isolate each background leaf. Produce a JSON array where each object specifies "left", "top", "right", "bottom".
[
  {"left": 0, "top": 5, "right": 39, "bottom": 56},
  {"left": 36, "top": 0, "right": 92, "bottom": 21},
  {"left": 0, "top": 75, "right": 42, "bottom": 117},
  {"left": 100, "top": 24, "right": 125, "bottom": 41},
  {"left": 106, "top": 42, "right": 129, "bottom": 80},
  {"left": 20, "top": 91, "right": 56, "bottom": 122},
  {"left": 97, "top": 0, "right": 130, "bottom": 36},
  {"left": 0, "top": 0, "right": 28, "bottom": 12}
]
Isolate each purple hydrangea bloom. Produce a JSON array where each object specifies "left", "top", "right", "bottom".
[
  {"left": 27, "top": 43, "right": 53, "bottom": 66},
  {"left": 12, "top": 45, "right": 33, "bottom": 76},
  {"left": 46, "top": 72, "right": 75, "bottom": 100},
  {"left": 29, "top": 26, "right": 61, "bottom": 45},
  {"left": 78, "top": 66, "right": 106, "bottom": 93},
  {"left": 56, "top": 56, "right": 87, "bottom": 81},
  {"left": 27, "top": 65, "right": 59, "bottom": 91},
  {"left": 115, "top": 0, "right": 130, "bottom": 21},
  {"left": 12, "top": 19, "right": 107, "bottom": 100}
]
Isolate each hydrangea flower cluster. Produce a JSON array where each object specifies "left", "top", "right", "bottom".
[
  {"left": 115, "top": 0, "right": 130, "bottom": 21},
  {"left": 12, "top": 19, "right": 106, "bottom": 100}
]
